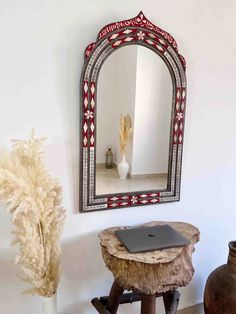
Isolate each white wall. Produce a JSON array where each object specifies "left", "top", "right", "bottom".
[
  {"left": 97, "top": 46, "right": 137, "bottom": 166},
  {"left": 132, "top": 46, "right": 172, "bottom": 175},
  {"left": 0, "top": 1, "right": 236, "bottom": 314}
]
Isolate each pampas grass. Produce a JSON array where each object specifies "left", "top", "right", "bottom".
[
  {"left": 119, "top": 114, "right": 133, "bottom": 155},
  {"left": 0, "top": 130, "right": 66, "bottom": 297}
]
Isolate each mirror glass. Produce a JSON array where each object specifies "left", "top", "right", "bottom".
[{"left": 96, "top": 45, "right": 172, "bottom": 196}]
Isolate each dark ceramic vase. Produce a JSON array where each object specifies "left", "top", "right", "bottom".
[{"left": 204, "top": 241, "right": 236, "bottom": 314}]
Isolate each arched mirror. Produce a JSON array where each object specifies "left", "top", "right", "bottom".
[{"left": 80, "top": 12, "right": 187, "bottom": 212}]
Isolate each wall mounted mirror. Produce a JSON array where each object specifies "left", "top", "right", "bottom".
[{"left": 80, "top": 12, "right": 187, "bottom": 212}]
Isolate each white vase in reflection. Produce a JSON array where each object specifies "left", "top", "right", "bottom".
[
  {"left": 118, "top": 155, "right": 129, "bottom": 179},
  {"left": 42, "top": 294, "right": 57, "bottom": 314}
]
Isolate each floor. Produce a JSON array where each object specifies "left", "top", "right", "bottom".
[
  {"left": 178, "top": 304, "right": 204, "bottom": 314},
  {"left": 118, "top": 302, "right": 204, "bottom": 314},
  {"left": 96, "top": 166, "right": 167, "bottom": 195}
]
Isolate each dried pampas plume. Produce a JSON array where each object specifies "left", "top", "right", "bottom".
[
  {"left": 0, "top": 130, "right": 66, "bottom": 297},
  {"left": 119, "top": 114, "right": 133, "bottom": 155}
]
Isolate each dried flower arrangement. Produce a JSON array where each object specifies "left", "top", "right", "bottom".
[
  {"left": 0, "top": 131, "right": 66, "bottom": 297},
  {"left": 119, "top": 114, "right": 133, "bottom": 155}
]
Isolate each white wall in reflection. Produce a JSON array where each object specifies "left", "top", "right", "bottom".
[{"left": 132, "top": 46, "right": 172, "bottom": 175}]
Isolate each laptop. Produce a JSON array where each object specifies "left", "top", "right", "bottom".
[{"left": 115, "top": 224, "right": 190, "bottom": 253}]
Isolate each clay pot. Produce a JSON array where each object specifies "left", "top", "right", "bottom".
[{"left": 204, "top": 241, "right": 236, "bottom": 314}]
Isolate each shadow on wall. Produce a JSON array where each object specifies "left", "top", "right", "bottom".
[
  {"left": 0, "top": 248, "right": 17, "bottom": 288},
  {"left": 0, "top": 247, "right": 40, "bottom": 313},
  {"left": 178, "top": 271, "right": 203, "bottom": 311},
  {"left": 60, "top": 231, "right": 112, "bottom": 314}
]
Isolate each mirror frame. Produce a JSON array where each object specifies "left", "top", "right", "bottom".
[{"left": 80, "top": 11, "right": 187, "bottom": 212}]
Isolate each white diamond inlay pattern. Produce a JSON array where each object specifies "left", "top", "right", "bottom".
[
  {"left": 113, "top": 40, "right": 122, "bottom": 46},
  {"left": 84, "top": 82, "right": 88, "bottom": 93},
  {"left": 83, "top": 137, "right": 87, "bottom": 146},
  {"left": 84, "top": 98, "right": 88, "bottom": 108},
  {"left": 90, "top": 135, "right": 94, "bottom": 145},
  {"left": 141, "top": 200, "right": 148, "bottom": 204},
  {"left": 90, "top": 123, "right": 95, "bottom": 132},
  {"left": 151, "top": 199, "right": 158, "bottom": 203},
  {"left": 159, "top": 38, "right": 166, "bottom": 45},
  {"left": 123, "top": 29, "right": 133, "bottom": 34},
  {"left": 83, "top": 122, "right": 88, "bottom": 133},
  {"left": 146, "top": 39, "right": 154, "bottom": 45},
  {"left": 111, "top": 197, "right": 118, "bottom": 201},
  {"left": 111, "top": 203, "right": 118, "bottom": 207},
  {"left": 124, "top": 37, "right": 134, "bottom": 42},
  {"left": 148, "top": 33, "right": 156, "bottom": 38},
  {"left": 91, "top": 84, "right": 95, "bottom": 95},
  {"left": 157, "top": 45, "right": 164, "bottom": 51},
  {"left": 110, "top": 33, "right": 119, "bottom": 39},
  {"left": 176, "top": 101, "right": 180, "bottom": 111}
]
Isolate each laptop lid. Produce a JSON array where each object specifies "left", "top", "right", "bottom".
[{"left": 115, "top": 224, "right": 190, "bottom": 253}]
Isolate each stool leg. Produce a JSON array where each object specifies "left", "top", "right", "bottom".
[
  {"left": 106, "top": 280, "right": 124, "bottom": 314},
  {"left": 141, "top": 294, "right": 156, "bottom": 314},
  {"left": 163, "top": 290, "right": 180, "bottom": 314}
]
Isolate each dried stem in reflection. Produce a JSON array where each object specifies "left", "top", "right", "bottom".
[{"left": 119, "top": 114, "right": 133, "bottom": 155}]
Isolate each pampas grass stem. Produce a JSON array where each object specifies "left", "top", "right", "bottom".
[{"left": 0, "top": 130, "right": 66, "bottom": 297}]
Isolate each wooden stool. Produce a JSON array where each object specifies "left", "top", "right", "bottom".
[{"left": 92, "top": 221, "right": 200, "bottom": 314}]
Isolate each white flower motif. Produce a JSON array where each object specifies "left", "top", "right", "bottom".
[
  {"left": 137, "top": 31, "right": 145, "bottom": 40},
  {"left": 131, "top": 195, "right": 138, "bottom": 204},
  {"left": 137, "top": 13, "right": 147, "bottom": 24},
  {"left": 85, "top": 110, "right": 93, "bottom": 120},
  {"left": 176, "top": 112, "right": 183, "bottom": 121}
]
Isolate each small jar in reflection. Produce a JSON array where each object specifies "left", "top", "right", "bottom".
[{"left": 105, "top": 146, "right": 113, "bottom": 169}]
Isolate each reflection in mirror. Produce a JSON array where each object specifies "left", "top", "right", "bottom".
[{"left": 96, "top": 45, "right": 172, "bottom": 196}]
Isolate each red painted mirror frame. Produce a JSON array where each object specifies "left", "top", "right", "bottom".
[{"left": 80, "top": 12, "right": 187, "bottom": 212}]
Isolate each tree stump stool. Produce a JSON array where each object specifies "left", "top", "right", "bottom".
[{"left": 92, "top": 221, "right": 200, "bottom": 314}]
